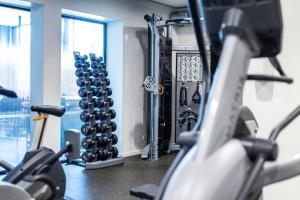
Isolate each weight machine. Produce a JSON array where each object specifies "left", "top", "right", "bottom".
[{"left": 142, "top": 14, "right": 208, "bottom": 160}]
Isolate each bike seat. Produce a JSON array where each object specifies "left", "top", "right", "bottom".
[
  {"left": 0, "top": 86, "right": 17, "bottom": 98},
  {"left": 31, "top": 105, "right": 66, "bottom": 117}
]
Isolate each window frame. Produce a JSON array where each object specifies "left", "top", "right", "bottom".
[
  {"left": 61, "top": 14, "right": 107, "bottom": 63},
  {"left": 0, "top": 3, "right": 30, "bottom": 12}
]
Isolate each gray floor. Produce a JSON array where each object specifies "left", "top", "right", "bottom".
[{"left": 64, "top": 154, "right": 175, "bottom": 200}]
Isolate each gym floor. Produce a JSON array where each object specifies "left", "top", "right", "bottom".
[{"left": 64, "top": 153, "right": 175, "bottom": 200}]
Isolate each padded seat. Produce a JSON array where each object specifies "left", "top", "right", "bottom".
[
  {"left": 31, "top": 105, "right": 66, "bottom": 117},
  {"left": 130, "top": 184, "right": 158, "bottom": 200},
  {"left": 0, "top": 86, "right": 17, "bottom": 98}
]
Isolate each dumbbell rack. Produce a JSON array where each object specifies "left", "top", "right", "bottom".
[{"left": 73, "top": 51, "right": 124, "bottom": 170}]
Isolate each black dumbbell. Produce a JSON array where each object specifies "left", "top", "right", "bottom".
[
  {"left": 94, "top": 98, "right": 113, "bottom": 108},
  {"left": 78, "top": 88, "right": 97, "bottom": 97},
  {"left": 111, "top": 134, "right": 118, "bottom": 145},
  {"left": 74, "top": 61, "right": 82, "bottom": 68},
  {"left": 81, "top": 55, "right": 88, "bottom": 62},
  {"left": 97, "top": 136, "right": 110, "bottom": 147},
  {"left": 81, "top": 137, "right": 110, "bottom": 149},
  {"left": 91, "top": 63, "right": 98, "bottom": 70},
  {"left": 111, "top": 147, "right": 118, "bottom": 158},
  {"left": 93, "top": 69, "right": 108, "bottom": 77},
  {"left": 79, "top": 98, "right": 98, "bottom": 109},
  {"left": 98, "top": 147, "right": 118, "bottom": 160},
  {"left": 79, "top": 99, "right": 88, "bottom": 109},
  {"left": 94, "top": 98, "right": 105, "bottom": 108},
  {"left": 94, "top": 110, "right": 106, "bottom": 120},
  {"left": 80, "top": 111, "right": 93, "bottom": 122},
  {"left": 100, "top": 63, "right": 106, "bottom": 68},
  {"left": 97, "top": 149, "right": 109, "bottom": 161},
  {"left": 108, "top": 109, "right": 116, "bottom": 119},
  {"left": 91, "top": 87, "right": 98, "bottom": 96},
  {"left": 81, "top": 151, "right": 95, "bottom": 163},
  {"left": 106, "top": 88, "right": 112, "bottom": 96},
  {"left": 98, "top": 57, "right": 104, "bottom": 63},
  {"left": 101, "top": 121, "right": 117, "bottom": 132},
  {"left": 94, "top": 80, "right": 107, "bottom": 87},
  {"left": 81, "top": 137, "right": 95, "bottom": 149},
  {"left": 81, "top": 124, "right": 95, "bottom": 136},
  {"left": 78, "top": 88, "right": 90, "bottom": 98},
  {"left": 74, "top": 54, "right": 81, "bottom": 61},
  {"left": 77, "top": 79, "right": 92, "bottom": 87},
  {"left": 96, "top": 90, "right": 107, "bottom": 97},
  {"left": 75, "top": 69, "right": 92, "bottom": 77}
]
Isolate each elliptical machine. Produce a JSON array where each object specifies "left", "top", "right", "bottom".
[
  {"left": 131, "top": 0, "right": 300, "bottom": 200},
  {"left": 0, "top": 85, "right": 71, "bottom": 200}
]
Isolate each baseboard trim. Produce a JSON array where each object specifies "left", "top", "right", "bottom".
[{"left": 122, "top": 149, "right": 142, "bottom": 157}]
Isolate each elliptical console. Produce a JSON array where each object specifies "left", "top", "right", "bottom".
[{"left": 203, "top": 0, "right": 283, "bottom": 58}]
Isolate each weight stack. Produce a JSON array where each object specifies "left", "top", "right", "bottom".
[{"left": 73, "top": 51, "right": 124, "bottom": 169}]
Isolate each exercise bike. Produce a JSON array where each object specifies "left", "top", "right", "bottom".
[
  {"left": 0, "top": 85, "right": 71, "bottom": 199},
  {"left": 131, "top": 0, "right": 300, "bottom": 200}
]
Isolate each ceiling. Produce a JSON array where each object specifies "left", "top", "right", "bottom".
[{"left": 151, "top": 0, "right": 186, "bottom": 7}]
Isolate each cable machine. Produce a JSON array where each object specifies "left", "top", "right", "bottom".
[{"left": 142, "top": 14, "right": 208, "bottom": 160}]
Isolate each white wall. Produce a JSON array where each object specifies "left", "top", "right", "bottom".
[
  {"left": 172, "top": 25, "right": 196, "bottom": 46},
  {"left": 20, "top": 0, "right": 174, "bottom": 155},
  {"left": 243, "top": 1, "right": 300, "bottom": 199},
  {"left": 122, "top": 27, "right": 149, "bottom": 156}
]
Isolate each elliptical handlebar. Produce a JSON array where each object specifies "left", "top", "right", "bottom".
[{"left": 237, "top": 105, "right": 300, "bottom": 200}]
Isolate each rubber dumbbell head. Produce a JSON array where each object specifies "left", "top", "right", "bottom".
[
  {"left": 79, "top": 100, "right": 88, "bottom": 109},
  {"left": 106, "top": 88, "right": 112, "bottom": 96},
  {"left": 111, "top": 134, "right": 118, "bottom": 145},
  {"left": 109, "top": 121, "right": 117, "bottom": 132},
  {"left": 98, "top": 57, "right": 104, "bottom": 62},
  {"left": 108, "top": 98, "right": 114, "bottom": 107},
  {"left": 81, "top": 124, "right": 95, "bottom": 136},
  {"left": 80, "top": 111, "right": 91, "bottom": 122},
  {"left": 94, "top": 98, "right": 104, "bottom": 108},
  {"left": 105, "top": 78, "right": 110, "bottom": 86},
  {"left": 111, "top": 147, "right": 118, "bottom": 158},
  {"left": 74, "top": 54, "right": 81, "bottom": 61},
  {"left": 78, "top": 88, "right": 89, "bottom": 98},
  {"left": 74, "top": 61, "right": 82, "bottom": 68},
  {"left": 81, "top": 55, "right": 88, "bottom": 62},
  {"left": 91, "top": 63, "right": 98, "bottom": 70},
  {"left": 108, "top": 109, "right": 116, "bottom": 119},
  {"left": 81, "top": 137, "right": 94, "bottom": 149}
]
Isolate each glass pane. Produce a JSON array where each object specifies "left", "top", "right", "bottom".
[
  {"left": 61, "top": 17, "right": 105, "bottom": 147},
  {"left": 0, "top": 7, "right": 30, "bottom": 165}
]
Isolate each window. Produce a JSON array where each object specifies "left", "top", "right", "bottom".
[
  {"left": 0, "top": 5, "right": 30, "bottom": 164},
  {"left": 61, "top": 16, "right": 105, "bottom": 147}
]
